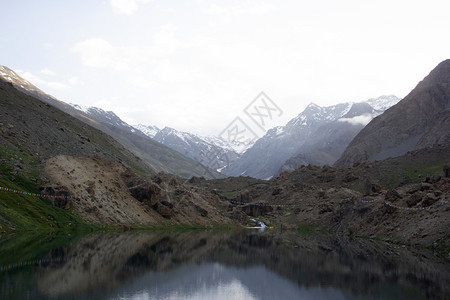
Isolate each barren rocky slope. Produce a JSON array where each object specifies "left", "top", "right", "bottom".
[
  {"left": 0, "top": 66, "right": 219, "bottom": 179},
  {"left": 194, "top": 145, "right": 450, "bottom": 251},
  {"left": 336, "top": 59, "right": 450, "bottom": 166},
  {"left": 0, "top": 79, "right": 152, "bottom": 175},
  {"left": 0, "top": 75, "right": 238, "bottom": 229},
  {"left": 42, "top": 155, "right": 240, "bottom": 227}
]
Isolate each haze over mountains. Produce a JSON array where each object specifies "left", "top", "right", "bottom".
[
  {"left": 3, "top": 61, "right": 450, "bottom": 182},
  {"left": 0, "top": 64, "right": 404, "bottom": 180}
]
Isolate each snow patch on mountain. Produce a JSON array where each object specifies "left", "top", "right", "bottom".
[
  {"left": 133, "top": 124, "right": 160, "bottom": 138},
  {"left": 70, "top": 103, "right": 91, "bottom": 114},
  {"left": 366, "top": 95, "right": 400, "bottom": 111}
]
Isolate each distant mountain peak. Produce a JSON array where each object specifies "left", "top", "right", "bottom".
[
  {"left": 306, "top": 102, "right": 320, "bottom": 108},
  {"left": 365, "top": 95, "right": 400, "bottom": 111},
  {"left": 133, "top": 124, "right": 160, "bottom": 138},
  {"left": 224, "top": 95, "right": 400, "bottom": 179}
]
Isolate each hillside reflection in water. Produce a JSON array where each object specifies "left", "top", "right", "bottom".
[{"left": 0, "top": 230, "right": 448, "bottom": 299}]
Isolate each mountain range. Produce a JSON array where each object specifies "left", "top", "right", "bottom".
[
  {"left": 144, "top": 126, "right": 240, "bottom": 172},
  {"left": 3, "top": 61, "right": 448, "bottom": 181},
  {"left": 1, "top": 60, "right": 449, "bottom": 253},
  {"left": 0, "top": 65, "right": 221, "bottom": 179},
  {"left": 221, "top": 95, "right": 400, "bottom": 179}
]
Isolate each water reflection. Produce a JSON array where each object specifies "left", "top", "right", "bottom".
[
  {"left": 0, "top": 230, "right": 448, "bottom": 299},
  {"left": 112, "top": 263, "right": 346, "bottom": 300}
]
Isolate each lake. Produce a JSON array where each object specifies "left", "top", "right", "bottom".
[{"left": 0, "top": 230, "right": 448, "bottom": 299}]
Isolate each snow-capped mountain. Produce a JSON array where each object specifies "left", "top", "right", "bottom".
[
  {"left": 201, "top": 135, "right": 255, "bottom": 154},
  {"left": 133, "top": 124, "right": 160, "bottom": 138},
  {"left": 67, "top": 103, "right": 223, "bottom": 178},
  {"left": 148, "top": 127, "right": 240, "bottom": 172},
  {"left": 71, "top": 104, "right": 133, "bottom": 130},
  {"left": 365, "top": 95, "right": 400, "bottom": 112},
  {"left": 222, "top": 95, "right": 401, "bottom": 179},
  {"left": 0, "top": 65, "right": 38, "bottom": 91}
]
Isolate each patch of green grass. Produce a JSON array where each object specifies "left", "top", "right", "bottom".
[
  {"left": 297, "top": 223, "right": 325, "bottom": 235},
  {"left": 369, "top": 154, "right": 449, "bottom": 189},
  {"left": 402, "top": 164, "right": 446, "bottom": 184},
  {"left": 0, "top": 148, "right": 96, "bottom": 232},
  {"left": 219, "top": 190, "right": 236, "bottom": 199},
  {"left": 0, "top": 186, "right": 97, "bottom": 232}
]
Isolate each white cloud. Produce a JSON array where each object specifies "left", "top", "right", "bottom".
[
  {"left": 68, "top": 76, "right": 84, "bottom": 86},
  {"left": 18, "top": 71, "right": 70, "bottom": 91},
  {"left": 71, "top": 38, "right": 132, "bottom": 70},
  {"left": 72, "top": 25, "right": 182, "bottom": 72},
  {"left": 40, "top": 68, "right": 56, "bottom": 76},
  {"left": 43, "top": 42, "right": 53, "bottom": 49},
  {"left": 204, "top": 2, "right": 276, "bottom": 20},
  {"left": 338, "top": 114, "right": 373, "bottom": 126},
  {"left": 110, "top": 0, "right": 153, "bottom": 15}
]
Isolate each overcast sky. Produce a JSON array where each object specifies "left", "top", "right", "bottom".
[{"left": 2, "top": 0, "right": 450, "bottom": 136}]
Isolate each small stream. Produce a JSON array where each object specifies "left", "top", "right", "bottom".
[{"left": 250, "top": 218, "right": 267, "bottom": 231}]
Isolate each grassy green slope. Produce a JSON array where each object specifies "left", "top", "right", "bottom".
[{"left": 0, "top": 144, "right": 96, "bottom": 233}]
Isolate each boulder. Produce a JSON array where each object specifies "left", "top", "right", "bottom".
[
  {"left": 426, "top": 175, "right": 442, "bottom": 184},
  {"left": 385, "top": 189, "right": 402, "bottom": 203},
  {"left": 156, "top": 205, "right": 174, "bottom": 218},
  {"left": 422, "top": 193, "right": 438, "bottom": 207},
  {"left": 398, "top": 176, "right": 411, "bottom": 187},
  {"left": 241, "top": 203, "right": 273, "bottom": 217},
  {"left": 406, "top": 193, "right": 423, "bottom": 207},
  {"left": 364, "top": 180, "right": 382, "bottom": 196},
  {"left": 318, "top": 204, "right": 332, "bottom": 214},
  {"left": 420, "top": 183, "right": 433, "bottom": 191},
  {"left": 444, "top": 165, "right": 450, "bottom": 178},
  {"left": 236, "top": 190, "right": 251, "bottom": 204},
  {"left": 343, "top": 172, "right": 358, "bottom": 183},
  {"left": 272, "top": 187, "right": 283, "bottom": 196},
  {"left": 160, "top": 193, "right": 174, "bottom": 208},
  {"left": 194, "top": 204, "right": 208, "bottom": 217},
  {"left": 121, "top": 170, "right": 161, "bottom": 206},
  {"left": 41, "top": 185, "right": 71, "bottom": 209}
]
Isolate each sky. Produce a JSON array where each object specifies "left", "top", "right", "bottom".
[{"left": 1, "top": 0, "right": 450, "bottom": 137}]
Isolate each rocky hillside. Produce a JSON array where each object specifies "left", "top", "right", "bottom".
[
  {"left": 152, "top": 127, "right": 240, "bottom": 173},
  {"left": 336, "top": 59, "right": 450, "bottom": 166},
  {"left": 223, "top": 96, "right": 399, "bottom": 179},
  {"left": 70, "top": 105, "right": 222, "bottom": 179},
  {"left": 0, "top": 75, "right": 241, "bottom": 230},
  {"left": 42, "top": 155, "right": 240, "bottom": 227},
  {"left": 194, "top": 144, "right": 450, "bottom": 252},
  {"left": 0, "top": 65, "right": 219, "bottom": 179},
  {"left": 0, "top": 79, "right": 151, "bottom": 175}
]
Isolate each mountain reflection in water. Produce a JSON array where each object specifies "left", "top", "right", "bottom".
[
  {"left": 113, "top": 263, "right": 345, "bottom": 300},
  {"left": 0, "top": 230, "right": 448, "bottom": 299}
]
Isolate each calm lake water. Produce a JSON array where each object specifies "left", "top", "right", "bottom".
[{"left": 0, "top": 230, "right": 448, "bottom": 299}]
